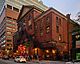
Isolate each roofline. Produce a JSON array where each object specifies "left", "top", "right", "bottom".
[
  {"left": 34, "top": 7, "right": 68, "bottom": 21},
  {"left": 17, "top": 5, "right": 44, "bottom": 22}
]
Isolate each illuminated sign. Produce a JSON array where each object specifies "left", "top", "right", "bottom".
[
  {"left": 76, "top": 53, "right": 80, "bottom": 60},
  {"left": 76, "top": 40, "right": 80, "bottom": 48}
]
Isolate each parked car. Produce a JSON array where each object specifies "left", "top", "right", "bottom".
[
  {"left": 2, "top": 55, "right": 9, "bottom": 60},
  {"left": 14, "top": 56, "right": 26, "bottom": 63}
]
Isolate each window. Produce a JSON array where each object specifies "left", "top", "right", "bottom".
[
  {"left": 28, "top": 14, "right": 32, "bottom": 20},
  {"left": 6, "top": 27, "right": 12, "bottom": 30},
  {"left": 28, "top": 20, "right": 32, "bottom": 26},
  {"left": 56, "top": 17, "right": 59, "bottom": 26},
  {"left": 6, "top": 32, "right": 11, "bottom": 34},
  {"left": 6, "top": 36, "right": 12, "bottom": 38},
  {"left": 13, "top": 28, "right": 16, "bottom": 31},
  {"left": 40, "top": 20, "right": 43, "bottom": 28},
  {"left": 40, "top": 29, "right": 43, "bottom": 36},
  {"left": 59, "top": 18, "right": 61, "bottom": 25},
  {"left": 59, "top": 35, "right": 62, "bottom": 41},
  {"left": 34, "top": 22, "right": 38, "bottom": 34},
  {"left": 56, "top": 26, "right": 59, "bottom": 33},
  {"left": 13, "top": 7, "right": 19, "bottom": 12},
  {"left": 6, "top": 23, "right": 12, "bottom": 26},
  {"left": 46, "top": 17, "right": 50, "bottom": 24},
  {"left": 7, "top": 4, "right": 12, "bottom": 9},
  {"left": 7, "top": 39, "right": 12, "bottom": 42},
  {"left": 46, "top": 26, "right": 50, "bottom": 33}
]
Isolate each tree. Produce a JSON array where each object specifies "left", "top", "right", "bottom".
[{"left": 75, "top": 12, "right": 80, "bottom": 25}]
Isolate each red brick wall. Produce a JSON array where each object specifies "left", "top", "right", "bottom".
[{"left": 6, "top": 8, "right": 19, "bottom": 19}]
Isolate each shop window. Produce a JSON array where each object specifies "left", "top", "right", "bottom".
[
  {"left": 46, "top": 26, "right": 50, "bottom": 33},
  {"left": 13, "top": 7, "right": 19, "bottom": 12},
  {"left": 7, "top": 4, "right": 12, "bottom": 9}
]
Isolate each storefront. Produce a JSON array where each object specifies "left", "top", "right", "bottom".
[{"left": 72, "top": 31, "right": 80, "bottom": 61}]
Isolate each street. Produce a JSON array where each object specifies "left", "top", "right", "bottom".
[{"left": 0, "top": 59, "right": 80, "bottom": 64}]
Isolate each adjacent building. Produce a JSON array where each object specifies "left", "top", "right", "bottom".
[
  {"left": 0, "top": 0, "right": 47, "bottom": 56},
  {"left": 0, "top": 0, "right": 5, "bottom": 51}
]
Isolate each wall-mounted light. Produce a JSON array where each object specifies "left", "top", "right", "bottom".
[
  {"left": 52, "top": 50, "right": 56, "bottom": 54},
  {"left": 46, "top": 50, "right": 49, "bottom": 53}
]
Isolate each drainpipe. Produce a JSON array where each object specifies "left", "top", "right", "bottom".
[{"left": 66, "top": 14, "right": 71, "bottom": 61}]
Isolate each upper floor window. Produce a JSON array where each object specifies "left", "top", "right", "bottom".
[
  {"left": 40, "top": 20, "right": 43, "bottom": 28},
  {"left": 13, "top": 7, "right": 19, "bottom": 12},
  {"left": 7, "top": 39, "right": 12, "bottom": 42},
  {"left": 59, "top": 18, "right": 61, "bottom": 25},
  {"left": 46, "top": 17, "right": 50, "bottom": 26},
  {"left": 56, "top": 26, "right": 59, "bottom": 33},
  {"left": 28, "top": 14, "right": 32, "bottom": 20},
  {"left": 7, "top": 4, "right": 12, "bottom": 9},
  {"left": 28, "top": 20, "right": 32, "bottom": 26},
  {"left": 40, "top": 29, "right": 43, "bottom": 36},
  {"left": 56, "top": 17, "right": 59, "bottom": 26},
  {"left": 58, "top": 35, "right": 62, "bottom": 41},
  {"left": 46, "top": 26, "right": 50, "bottom": 34},
  {"left": 6, "top": 27, "right": 12, "bottom": 30},
  {"left": 6, "top": 32, "right": 12, "bottom": 35}
]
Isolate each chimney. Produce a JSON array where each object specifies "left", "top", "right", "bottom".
[{"left": 66, "top": 14, "right": 71, "bottom": 19}]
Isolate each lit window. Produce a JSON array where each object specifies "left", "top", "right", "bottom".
[
  {"left": 46, "top": 26, "right": 50, "bottom": 33},
  {"left": 7, "top": 32, "right": 11, "bottom": 34},
  {"left": 13, "top": 29, "right": 16, "bottom": 31},
  {"left": 59, "top": 35, "right": 62, "bottom": 41},
  {"left": 76, "top": 35, "right": 80, "bottom": 39},
  {"left": 3, "top": 40, "right": 6, "bottom": 43},
  {"left": 2, "top": 45, "right": 5, "bottom": 47},
  {"left": 28, "top": 20, "right": 32, "bottom": 26}
]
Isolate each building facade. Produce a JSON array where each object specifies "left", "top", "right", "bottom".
[
  {"left": 14, "top": 5, "right": 78, "bottom": 60},
  {"left": 0, "top": 0, "right": 47, "bottom": 56},
  {"left": 0, "top": 0, "right": 5, "bottom": 52}
]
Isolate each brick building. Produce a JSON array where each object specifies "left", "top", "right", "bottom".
[
  {"left": 14, "top": 5, "right": 78, "bottom": 60},
  {"left": 0, "top": 0, "right": 47, "bottom": 56}
]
